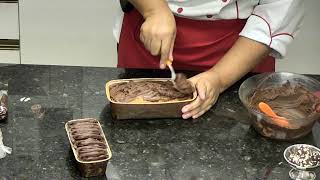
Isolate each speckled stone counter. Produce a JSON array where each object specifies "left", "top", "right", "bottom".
[{"left": 0, "top": 65, "right": 319, "bottom": 180}]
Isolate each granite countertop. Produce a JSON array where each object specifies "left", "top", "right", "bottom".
[{"left": 0, "top": 64, "right": 319, "bottom": 180}]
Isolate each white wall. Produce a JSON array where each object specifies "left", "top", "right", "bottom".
[
  {"left": 276, "top": 0, "right": 320, "bottom": 74},
  {"left": 19, "top": 0, "right": 119, "bottom": 67}
]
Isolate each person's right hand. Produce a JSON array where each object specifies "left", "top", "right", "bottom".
[{"left": 140, "top": 8, "right": 176, "bottom": 69}]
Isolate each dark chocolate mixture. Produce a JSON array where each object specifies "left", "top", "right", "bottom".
[
  {"left": 68, "top": 119, "right": 108, "bottom": 162},
  {"left": 249, "top": 81, "right": 320, "bottom": 127},
  {"left": 110, "top": 79, "right": 194, "bottom": 103},
  {"left": 174, "top": 73, "right": 194, "bottom": 95}
]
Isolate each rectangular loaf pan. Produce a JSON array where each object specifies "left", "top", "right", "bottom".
[
  {"left": 65, "top": 118, "right": 112, "bottom": 177},
  {"left": 105, "top": 78, "right": 197, "bottom": 120}
]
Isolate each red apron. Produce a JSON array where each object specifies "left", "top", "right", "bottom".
[{"left": 118, "top": 10, "right": 275, "bottom": 72}]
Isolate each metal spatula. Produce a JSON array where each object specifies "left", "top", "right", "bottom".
[{"left": 166, "top": 60, "right": 176, "bottom": 82}]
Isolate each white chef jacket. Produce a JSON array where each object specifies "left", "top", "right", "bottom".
[{"left": 113, "top": 0, "right": 304, "bottom": 59}]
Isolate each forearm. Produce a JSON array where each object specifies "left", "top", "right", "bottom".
[
  {"left": 128, "top": 0, "right": 170, "bottom": 18},
  {"left": 210, "top": 36, "right": 271, "bottom": 92}
]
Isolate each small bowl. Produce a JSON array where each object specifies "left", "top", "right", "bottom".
[
  {"left": 239, "top": 72, "right": 320, "bottom": 140},
  {"left": 284, "top": 144, "right": 320, "bottom": 180},
  {"left": 284, "top": 144, "right": 320, "bottom": 170}
]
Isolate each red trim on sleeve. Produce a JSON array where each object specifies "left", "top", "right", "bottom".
[
  {"left": 250, "top": 14, "right": 294, "bottom": 48},
  {"left": 251, "top": 13, "right": 271, "bottom": 36},
  {"left": 269, "top": 33, "right": 293, "bottom": 46},
  {"left": 236, "top": 1, "right": 239, "bottom": 19},
  {"left": 251, "top": 13, "right": 272, "bottom": 45},
  {"left": 272, "top": 33, "right": 294, "bottom": 39}
]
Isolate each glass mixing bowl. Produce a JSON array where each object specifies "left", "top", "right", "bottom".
[{"left": 239, "top": 72, "right": 320, "bottom": 140}]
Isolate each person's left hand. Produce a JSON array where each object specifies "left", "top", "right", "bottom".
[{"left": 181, "top": 70, "right": 223, "bottom": 119}]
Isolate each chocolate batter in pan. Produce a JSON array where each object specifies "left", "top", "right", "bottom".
[{"left": 109, "top": 75, "right": 194, "bottom": 103}]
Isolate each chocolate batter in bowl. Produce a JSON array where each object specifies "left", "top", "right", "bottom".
[{"left": 239, "top": 72, "right": 320, "bottom": 140}]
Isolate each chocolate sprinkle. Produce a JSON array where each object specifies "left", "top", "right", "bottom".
[{"left": 286, "top": 145, "right": 320, "bottom": 168}]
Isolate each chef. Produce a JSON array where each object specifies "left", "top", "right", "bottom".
[{"left": 113, "top": 0, "right": 304, "bottom": 119}]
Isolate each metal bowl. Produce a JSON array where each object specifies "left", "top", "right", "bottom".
[
  {"left": 283, "top": 144, "right": 320, "bottom": 170},
  {"left": 239, "top": 72, "right": 320, "bottom": 140},
  {"left": 284, "top": 144, "right": 320, "bottom": 180}
]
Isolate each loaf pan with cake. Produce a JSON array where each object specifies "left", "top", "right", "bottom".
[{"left": 106, "top": 78, "right": 197, "bottom": 120}]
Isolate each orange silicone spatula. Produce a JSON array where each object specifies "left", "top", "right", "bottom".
[{"left": 258, "top": 102, "right": 291, "bottom": 128}]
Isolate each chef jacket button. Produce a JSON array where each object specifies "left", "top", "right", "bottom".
[
  {"left": 177, "top": 7, "right": 183, "bottom": 13},
  {"left": 206, "top": 15, "right": 213, "bottom": 18}
]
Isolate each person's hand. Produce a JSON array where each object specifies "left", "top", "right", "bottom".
[
  {"left": 139, "top": 8, "right": 176, "bottom": 69},
  {"left": 181, "top": 70, "right": 223, "bottom": 119}
]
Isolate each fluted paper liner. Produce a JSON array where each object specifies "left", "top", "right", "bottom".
[{"left": 65, "top": 118, "right": 112, "bottom": 177}]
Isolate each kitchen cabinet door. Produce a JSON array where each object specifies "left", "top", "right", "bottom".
[
  {"left": 0, "top": 50, "right": 20, "bottom": 64},
  {"left": 0, "top": 3, "right": 19, "bottom": 39},
  {"left": 19, "top": 0, "right": 119, "bottom": 67},
  {"left": 0, "top": 3, "right": 20, "bottom": 64}
]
